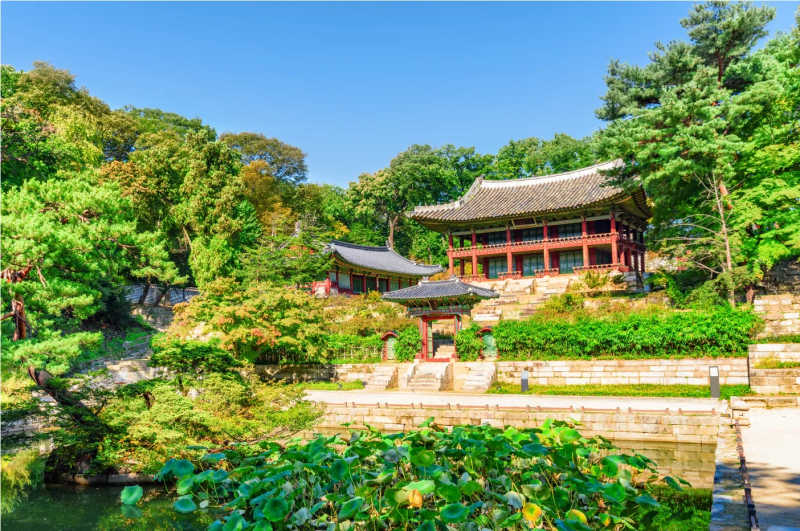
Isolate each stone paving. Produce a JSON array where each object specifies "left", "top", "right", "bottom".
[
  {"left": 740, "top": 408, "right": 800, "bottom": 530},
  {"left": 304, "top": 389, "right": 724, "bottom": 412}
]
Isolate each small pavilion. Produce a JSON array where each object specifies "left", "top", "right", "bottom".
[{"left": 382, "top": 278, "right": 498, "bottom": 361}]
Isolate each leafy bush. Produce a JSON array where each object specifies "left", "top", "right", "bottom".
[
  {"left": 149, "top": 419, "right": 697, "bottom": 530},
  {"left": 455, "top": 324, "right": 483, "bottom": 361},
  {"left": 168, "top": 280, "right": 328, "bottom": 364},
  {"left": 1, "top": 449, "right": 44, "bottom": 515},
  {"left": 95, "top": 378, "right": 320, "bottom": 474},
  {"left": 150, "top": 335, "right": 240, "bottom": 374},
  {"left": 540, "top": 292, "right": 585, "bottom": 314},
  {"left": 394, "top": 326, "right": 421, "bottom": 361},
  {"left": 323, "top": 333, "right": 383, "bottom": 363},
  {"left": 494, "top": 307, "right": 760, "bottom": 360},
  {"left": 321, "top": 292, "right": 415, "bottom": 336}
]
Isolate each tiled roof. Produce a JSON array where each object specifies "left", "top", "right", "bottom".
[
  {"left": 382, "top": 278, "right": 499, "bottom": 302},
  {"left": 327, "top": 241, "right": 443, "bottom": 277},
  {"left": 409, "top": 160, "right": 646, "bottom": 225}
]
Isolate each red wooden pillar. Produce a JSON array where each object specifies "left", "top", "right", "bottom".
[
  {"left": 640, "top": 251, "right": 646, "bottom": 273},
  {"left": 362, "top": 275, "right": 367, "bottom": 293},
  {"left": 505, "top": 226, "right": 513, "bottom": 275},
  {"left": 459, "top": 259, "right": 465, "bottom": 276},
  {"left": 418, "top": 318, "right": 428, "bottom": 360},
  {"left": 543, "top": 220, "right": 550, "bottom": 270},
  {"left": 581, "top": 216, "right": 589, "bottom": 268},
  {"left": 633, "top": 251, "right": 639, "bottom": 272},
  {"left": 610, "top": 212, "right": 618, "bottom": 264},
  {"left": 471, "top": 229, "right": 478, "bottom": 277},
  {"left": 447, "top": 233, "right": 454, "bottom": 276}
]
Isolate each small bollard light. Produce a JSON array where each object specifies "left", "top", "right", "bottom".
[
  {"left": 521, "top": 369, "right": 529, "bottom": 392},
  {"left": 709, "top": 366, "right": 720, "bottom": 399}
]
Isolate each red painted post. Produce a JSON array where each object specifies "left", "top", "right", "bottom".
[
  {"left": 471, "top": 229, "right": 478, "bottom": 277},
  {"left": 610, "top": 212, "right": 618, "bottom": 264},
  {"left": 581, "top": 216, "right": 589, "bottom": 268},
  {"left": 505, "top": 225, "right": 513, "bottom": 275},
  {"left": 543, "top": 220, "right": 550, "bottom": 270}
]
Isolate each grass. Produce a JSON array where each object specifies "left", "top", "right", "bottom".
[
  {"left": 488, "top": 382, "right": 751, "bottom": 399},
  {"left": 291, "top": 380, "right": 365, "bottom": 391},
  {"left": 755, "top": 357, "right": 800, "bottom": 369},
  {"left": 756, "top": 334, "right": 800, "bottom": 343}
]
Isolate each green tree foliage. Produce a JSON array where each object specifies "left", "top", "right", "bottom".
[
  {"left": 220, "top": 132, "right": 307, "bottom": 185},
  {"left": 598, "top": 1, "right": 798, "bottom": 301},
  {"left": 494, "top": 134, "right": 599, "bottom": 179},
  {"left": 1, "top": 172, "right": 181, "bottom": 375},
  {"left": 167, "top": 280, "right": 328, "bottom": 364}
]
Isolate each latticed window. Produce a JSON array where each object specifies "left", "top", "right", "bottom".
[
  {"left": 351, "top": 275, "right": 363, "bottom": 293},
  {"left": 519, "top": 227, "right": 543, "bottom": 242},
  {"left": 555, "top": 223, "right": 582, "bottom": 238},
  {"left": 482, "top": 231, "right": 506, "bottom": 246},
  {"left": 559, "top": 250, "right": 584, "bottom": 273},
  {"left": 522, "top": 254, "right": 545, "bottom": 275},
  {"left": 487, "top": 257, "right": 505, "bottom": 278}
]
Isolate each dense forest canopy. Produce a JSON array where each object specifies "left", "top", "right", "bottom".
[{"left": 1, "top": 1, "right": 799, "bottom": 384}]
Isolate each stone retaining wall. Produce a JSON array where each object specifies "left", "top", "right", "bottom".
[
  {"left": 312, "top": 402, "right": 720, "bottom": 487},
  {"left": 753, "top": 294, "right": 800, "bottom": 338},
  {"left": 314, "top": 402, "right": 721, "bottom": 444},
  {"left": 748, "top": 344, "right": 800, "bottom": 394},
  {"left": 258, "top": 359, "right": 749, "bottom": 389},
  {"left": 494, "top": 359, "right": 748, "bottom": 387}
]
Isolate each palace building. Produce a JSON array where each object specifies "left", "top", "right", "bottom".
[
  {"left": 409, "top": 160, "right": 650, "bottom": 279},
  {"left": 311, "top": 240, "right": 443, "bottom": 296}
]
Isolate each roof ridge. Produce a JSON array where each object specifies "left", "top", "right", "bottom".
[
  {"left": 480, "top": 159, "right": 622, "bottom": 189},
  {"left": 329, "top": 240, "right": 389, "bottom": 252}
]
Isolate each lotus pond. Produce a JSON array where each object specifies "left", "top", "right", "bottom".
[{"left": 4, "top": 421, "right": 713, "bottom": 530}]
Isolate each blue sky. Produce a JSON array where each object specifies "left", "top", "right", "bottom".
[{"left": 3, "top": 2, "right": 797, "bottom": 186}]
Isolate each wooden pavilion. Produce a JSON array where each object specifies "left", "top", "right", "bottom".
[
  {"left": 409, "top": 160, "right": 651, "bottom": 280},
  {"left": 382, "top": 278, "right": 498, "bottom": 361}
]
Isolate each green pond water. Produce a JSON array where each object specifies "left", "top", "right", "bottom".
[{"left": 2, "top": 485, "right": 215, "bottom": 531}]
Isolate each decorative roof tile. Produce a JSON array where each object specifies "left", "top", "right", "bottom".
[
  {"left": 327, "top": 240, "right": 443, "bottom": 277},
  {"left": 382, "top": 277, "right": 499, "bottom": 302},
  {"left": 409, "top": 160, "right": 648, "bottom": 226}
]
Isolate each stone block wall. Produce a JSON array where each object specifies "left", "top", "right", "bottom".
[
  {"left": 748, "top": 344, "right": 800, "bottom": 394},
  {"left": 312, "top": 402, "right": 720, "bottom": 487},
  {"left": 494, "top": 359, "right": 748, "bottom": 387},
  {"left": 314, "top": 403, "right": 721, "bottom": 444},
  {"left": 753, "top": 294, "right": 800, "bottom": 338}
]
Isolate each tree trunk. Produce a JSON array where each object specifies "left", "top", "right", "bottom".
[
  {"left": 387, "top": 215, "right": 399, "bottom": 249},
  {"left": 27, "top": 367, "right": 108, "bottom": 433},
  {"left": 714, "top": 179, "right": 735, "bottom": 305}
]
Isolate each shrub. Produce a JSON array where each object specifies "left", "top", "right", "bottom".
[
  {"left": 323, "top": 333, "right": 383, "bottom": 363},
  {"left": 394, "top": 326, "right": 421, "bottom": 361},
  {"left": 494, "top": 307, "right": 760, "bottom": 360},
  {"left": 168, "top": 280, "right": 328, "bottom": 364},
  {"left": 455, "top": 324, "right": 483, "bottom": 361},
  {"left": 540, "top": 292, "right": 585, "bottom": 314},
  {"left": 148, "top": 420, "right": 698, "bottom": 529},
  {"left": 150, "top": 335, "right": 240, "bottom": 374}
]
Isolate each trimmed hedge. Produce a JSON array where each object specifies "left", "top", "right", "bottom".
[
  {"left": 394, "top": 326, "right": 421, "bottom": 362},
  {"left": 455, "top": 324, "right": 483, "bottom": 361},
  {"left": 494, "top": 307, "right": 760, "bottom": 360}
]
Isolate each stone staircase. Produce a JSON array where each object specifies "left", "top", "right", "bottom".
[
  {"left": 461, "top": 363, "right": 496, "bottom": 393},
  {"left": 433, "top": 341, "right": 455, "bottom": 361},
  {"left": 469, "top": 275, "right": 575, "bottom": 323},
  {"left": 364, "top": 365, "right": 398, "bottom": 390},
  {"left": 408, "top": 363, "right": 451, "bottom": 392}
]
